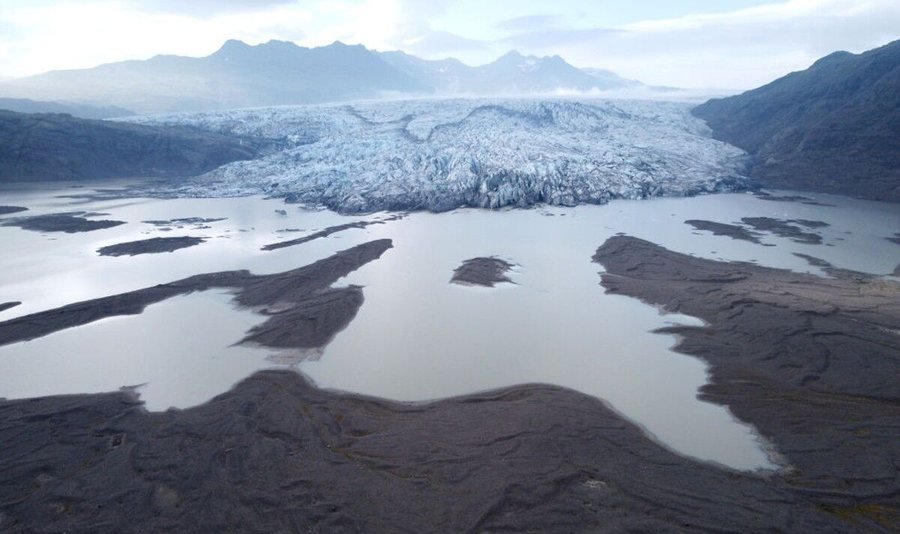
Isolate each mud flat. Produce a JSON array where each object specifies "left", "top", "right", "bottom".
[
  {"left": 740, "top": 217, "right": 824, "bottom": 244},
  {"left": 97, "top": 237, "right": 206, "bottom": 257},
  {"left": 685, "top": 219, "right": 761, "bottom": 243},
  {"left": 685, "top": 217, "right": 828, "bottom": 245},
  {"left": 0, "top": 370, "right": 851, "bottom": 533},
  {"left": 262, "top": 221, "right": 379, "bottom": 251},
  {"left": 0, "top": 206, "right": 27, "bottom": 215},
  {"left": 450, "top": 257, "right": 515, "bottom": 287},
  {"left": 0, "top": 239, "right": 392, "bottom": 349},
  {"left": 594, "top": 236, "right": 900, "bottom": 529},
  {"left": 754, "top": 192, "right": 837, "bottom": 207},
  {"left": 792, "top": 253, "right": 876, "bottom": 280},
  {"left": 262, "top": 215, "right": 404, "bottom": 251},
  {"left": 2, "top": 212, "right": 125, "bottom": 233},
  {"left": 142, "top": 217, "right": 227, "bottom": 228}
]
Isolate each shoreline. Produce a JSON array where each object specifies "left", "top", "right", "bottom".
[{"left": 0, "top": 239, "right": 392, "bottom": 349}]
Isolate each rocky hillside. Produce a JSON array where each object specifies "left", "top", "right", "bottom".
[
  {"left": 0, "top": 110, "right": 262, "bottom": 182},
  {"left": 693, "top": 39, "right": 900, "bottom": 201}
]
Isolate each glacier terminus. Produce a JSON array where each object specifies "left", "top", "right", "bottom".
[{"left": 132, "top": 98, "right": 751, "bottom": 213}]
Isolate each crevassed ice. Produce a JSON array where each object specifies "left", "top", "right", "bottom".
[{"left": 130, "top": 98, "right": 749, "bottom": 212}]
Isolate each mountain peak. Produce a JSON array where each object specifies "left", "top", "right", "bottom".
[
  {"left": 810, "top": 50, "right": 854, "bottom": 69},
  {"left": 326, "top": 40, "right": 368, "bottom": 50},
  {"left": 498, "top": 50, "right": 527, "bottom": 61},
  {"left": 213, "top": 39, "right": 301, "bottom": 58},
  {"left": 261, "top": 39, "right": 299, "bottom": 48},
  {"left": 216, "top": 39, "right": 250, "bottom": 54}
]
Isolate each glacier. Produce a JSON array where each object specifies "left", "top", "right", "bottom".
[{"left": 130, "top": 98, "right": 750, "bottom": 213}]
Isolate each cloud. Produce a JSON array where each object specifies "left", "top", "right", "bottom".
[
  {"left": 129, "top": 0, "right": 299, "bottom": 18},
  {"left": 496, "top": 14, "right": 564, "bottom": 32},
  {"left": 499, "top": 0, "right": 900, "bottom": 89},
  {"left": 0, "top": 0, "right": 314, "bottom": 77},
  {"left": 502, "top": 27, "right": 623, "bottom": 48},
  {"left": 404, "top": 30, "right": 488, "bottom": 56},
  {"left": 368, "top": 0, "right": 490, "bottom": 59}
]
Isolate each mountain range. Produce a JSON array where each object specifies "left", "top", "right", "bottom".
[
  {"left": 2, "top": 37, "right": 897, "bottom": 207},
  {"left": 693, "top": 38, "right": 900, "bottom": 201},
  {"left": 0, "top": 40, "right": 640, "bottom": 115}
]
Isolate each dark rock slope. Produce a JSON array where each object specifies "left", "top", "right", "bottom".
[
  {"left": 0, "top": 110, "right": 262, "bottom": 182},
  {"left": 693, "top": 39, "right": 900, "bottom": 201}
]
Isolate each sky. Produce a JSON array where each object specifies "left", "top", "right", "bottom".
[{"left": 0, "top": 0, "right": 898, "bottom": 89}]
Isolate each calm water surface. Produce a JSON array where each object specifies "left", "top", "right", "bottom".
[{"left": 1, "top": 183, "right": 898, "bottom": 471}]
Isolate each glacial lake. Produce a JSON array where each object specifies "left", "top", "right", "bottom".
[{"left": 1, "top": 182, "right": 898, "bottom": 472}]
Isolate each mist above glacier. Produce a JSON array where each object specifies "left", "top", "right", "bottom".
[{"left": 133, "top": 98, "right": 751, "bottom": 213}]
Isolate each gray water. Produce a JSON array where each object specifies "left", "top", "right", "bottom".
[
  {"left": 1, "top": 183, "right": 898, "bottom": 471},
  {"left": 0, "top": 290, "right": 270, "bottom": 411}
]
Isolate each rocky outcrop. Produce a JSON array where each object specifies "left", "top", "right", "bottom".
[
  {"left": 693, "top": 39, "right": 900, "bottom": 201},
  {"left": 0, "top": 110, "right": 263, "bottom": 183}
]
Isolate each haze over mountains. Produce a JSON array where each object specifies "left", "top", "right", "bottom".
[{"left": 0, "top": 40, "right": 641, "bottom": 115}]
